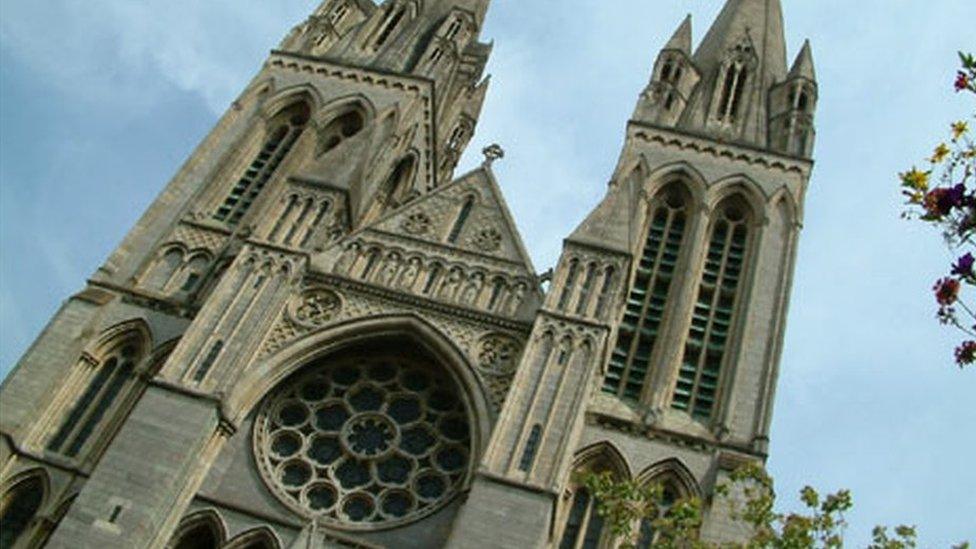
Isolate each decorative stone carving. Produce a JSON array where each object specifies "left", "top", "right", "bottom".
[
  {"left": 376, "top": 253, "right": 401, "bottom": 286},
  {"left": 476, "top": 334, "right": 522, "bottom": 376},
  {"left": 437, "top": 268, "right": 464, "bottom": 301},
  {"left": 171, "top": 223, "right": 227, "bottom": 254},
  {"left": 253, "top": 352, "right": 472, "bottom": 529},
  {"left": 469, "top": 227, "right": 502, "bottom": 252},
  {"left": 397, "top": 257, "right": 422, "bottom": 290},
  {"left": 401, "top": 212, "right": 432, "bottom": 235},
  {"left": 458, "top": 273, "right": 485, "bottom": 306},
  {"left": 289, "top": 288, "right": 342, "bottom": 328}
]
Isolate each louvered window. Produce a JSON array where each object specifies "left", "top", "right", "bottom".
[
  {"left": 603, "top": 187, "right": 688, "bottom": 402},
  {"left": 215, "top": 103, "right": 310, "bottom": 225},
  {"left": 672, "top": 200, "right": 750, "bottom": 420}
]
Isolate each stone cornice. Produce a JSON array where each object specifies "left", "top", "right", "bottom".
[
  {"left": 266, "top": 50, "right": 439, "bottom": 191},
  {"left": 0, "top": 431, "right": 91, "bottom": 478},
  {"left": 367, "top": 227, "right": 533, "bottom": 272},
  {"left": 85, "top": 280, "right": 199, "bottom": 320},
  {"left": 585, "top": 410, "right": 767, "bottom": 460},
  {"left": 561, "top": 238, "right": 634, "bottom": 262},
  {"left": 627, "top": 120, "right": 814, "bottom": 178},
  {"left": 306, "top": 272, "right": 534, "bottom": 333},
  {"left": 147, "top": 379, "right": 239, "bottom": 436},
  {"left": 476, "top": 470, "right": 560, "bottom": 499}
]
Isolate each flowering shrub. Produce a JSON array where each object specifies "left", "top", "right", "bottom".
[{"left": 900, "top": 52, "right": 976, "bottom": 369}]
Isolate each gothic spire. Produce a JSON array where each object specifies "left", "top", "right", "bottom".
[
  {"left": 692, "top": 0, "right": 787, "bottom": 79},
  {"left": 788, "top": 39, "right": 816, "bottom": 82},
  {"left": 663, "top": 15, "right": 693, "bottom": 55},
  {"left": 677, "top": 0, "right": 788, "bottom": 147}
]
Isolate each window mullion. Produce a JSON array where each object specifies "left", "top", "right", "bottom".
[
  {"left": 64, "top": 357, "right": 129, "bottom": 456},
  {"left": 692, "top": 223, "right": 735, "bottom": 418}
]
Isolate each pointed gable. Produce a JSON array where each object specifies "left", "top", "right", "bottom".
[
  {"left": 567, "top": 177, "right": 638, "bottom": 255},
  {"left": 370, "top": 165, "right": 537, "bottom": 275}
]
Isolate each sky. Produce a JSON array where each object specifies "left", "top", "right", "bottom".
[{"left": 1, "top": 0, "right": 975, "bottom": 545}]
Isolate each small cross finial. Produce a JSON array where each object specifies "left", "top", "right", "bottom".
[{"left": 481, "top": 143, "right": 504, "bottom": 167}]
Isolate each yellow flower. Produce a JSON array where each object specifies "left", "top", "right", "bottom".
[
  {"left": 952, "top": 121, "right": 969, "bottom": 140},
  {"left": 931, "top": 143, "right": 951, "bottom": 163},
  {"left": 900, "top": 167, "right": 930, "bottom": 192}
]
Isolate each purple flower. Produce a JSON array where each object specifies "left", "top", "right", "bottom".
[
  {"left": 952, "top": 253, "right": 975, "bottom": 278},
  {"left": 955, "top": 341, "right": 976, "bottom": 367}
]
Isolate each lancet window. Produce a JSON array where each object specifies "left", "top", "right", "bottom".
[
  {"left": 604, "top": 184, "right": 690, "bottom": 402},
  {"left": 47, "top": 331, "right": 148, "bottom": 459},
  {"left": 672, "top": 197, "right": 751, "bottom": 420},
  {"left": 328, "top": 2, "right": 349, "bottom": 25},
  {"left": 215, "top": 102, "right": 311, "bottom": 225},
  {"left": 169, "top": 512, "right": 224, "bottom": 549},
  {"left": 373, "top": 6, "right": 406, "bottom": 50},
  {"left": 557, "top": 259, "right": 580, "bottom": 311},
  {"left": 0, "top": 475, "right": 45, "bottom": 549},
  {"left": 557, "top": 447, "right": 626, "bottom": 549},
  {"left": 447, "top": 196, "right": 474, "bottom": 244},
  {"left": 715, "top": 61, "right": 750, "bottom": 123}
]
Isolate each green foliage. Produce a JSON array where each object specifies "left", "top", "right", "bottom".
[{"left": 580, "top": 464, "right": 967, "bottom": 548}]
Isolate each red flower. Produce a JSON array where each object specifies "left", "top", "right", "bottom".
[
  {"left": 923, "top": 185, "right": 967, "bottom": 219},
  {"left": 933, "top": 277, "right": 961, "bottom": 306},
  {"left": 956, "top": 71, "right": 971, "bottom": 92},
  {"left": 955, "top": 341, "right": 976, "bottom": 367}
]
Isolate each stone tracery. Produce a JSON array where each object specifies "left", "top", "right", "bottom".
[{"left": 253, "top": 345, "right": 472, "bottom": 529}]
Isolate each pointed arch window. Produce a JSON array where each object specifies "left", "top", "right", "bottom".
[
  {"left": 445, "top": 16, "right": 463, "bottom": 40},
  {"left": 594, "top": 266, "right": 616, "bottom": 315},
  {"left": 145, "top": 248, "right": 184, "bottom": 291},
  {"left": 716, "top": 62, "right": 749, "bottom": 123},
  {"left": 174, "top": 254, "right": 210, "bottom": 294},
  {"left": 574, "top": 263, "right": 598, "bottom": 316},
  {"left": 558, "top": 487, "right": 606, "bottom": 549},
  {"left": 300, "top": 200, "right": 332, "bottom": 248},
  {"left": 0, "top": 475, "right": 45, "bottom": 549},
  {"left": 319, "top": 110, "right": 365, "bottom": 155},
  {"left": 447, "top": 196, "right": 474, "bottom": 244},
  {"left": 373, "top": 6, "right": 406, "bottom": 50},
  {"left": 660, "top": 58, "right": 682, "bottom": 83},
  {"left": 283, "top": 197, "right": 316, "bottom": 246},
  {"left": 447, "top": 122, "right": 469, "bottom": 151},
  {"left": 557, "top": 259, "right": 580, "bottom": 311},
  {"left": 672, "top": 198, "right": 751, "bottom": 420},
  {"left": 169, "top": 513, "right": 224, "bottom": 549},
  {"left": 48, "top": 336, "right": 146, "bottom": 458},
  {"left": 604, "top": 185, "right": 690, "bottom": 402},
  {"left": 378, "top": 155, "right": 417, "bottom": 214},
  {"left": 215, "top": 102, "right": 310, "bottom": 225},
  {"left": 328, "top": 2, "right": 349, "bottom": 25}
]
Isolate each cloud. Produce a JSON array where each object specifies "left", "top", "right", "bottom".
[{"left": 0, "top": 0, "right": 316, "bottom": 113}]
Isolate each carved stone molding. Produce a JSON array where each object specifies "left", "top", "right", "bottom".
[
  {"left": 289, "top": 287, "right": 343, "bottom": 328},
  {"left": 401, "top": 212, "right": 433, "bottom": 236},
  {"left": 171, "top": 223, "right": 229, "bottom": 254},
  {"left": 258, "top": 283, "right": 529, "bottom": 412},
  {"left": 468, "top": 227, "right": 502, "bottom": 252},
  {"left": 475, "top": 334, "right": 522, "bottom": 376}
]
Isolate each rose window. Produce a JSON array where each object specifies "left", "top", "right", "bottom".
[{"left": 254, "top": 351, "right": 473, "bottom": 529}]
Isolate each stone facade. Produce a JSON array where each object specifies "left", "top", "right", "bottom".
[{"left": 0, "top": 0, "right": 817, "bottom": 547}]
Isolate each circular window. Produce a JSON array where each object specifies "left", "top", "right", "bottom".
[{"left": 253, "top": 349, "right": 473, "bottom": 530}]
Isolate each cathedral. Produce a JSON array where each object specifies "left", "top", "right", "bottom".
[{"left": 0, "top": 0, "right": 817, "bottom": 546}]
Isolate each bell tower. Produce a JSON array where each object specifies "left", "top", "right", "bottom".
[
  {"left": 1, "top": 0, "right": 818, "bottom": 547},
  {"left": 449, "top": 0, "right": 818, "bottom": 546},
  {"left": 2, "top": 1, "right": 520, "bottom": 547}
]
